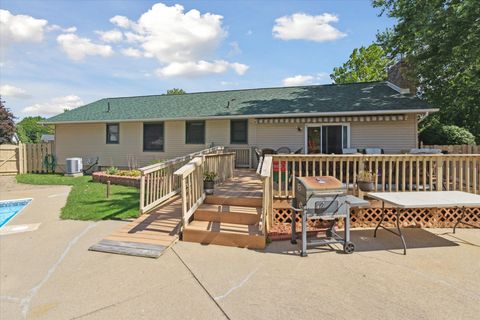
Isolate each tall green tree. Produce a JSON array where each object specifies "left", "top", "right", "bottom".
[
  {"left": 373, "top": 0, "right": 480, "bottom": 142},
  {"left": 166, "top": 88, "right": 186, "bottom": 95},
  {"left": 330, "top": 44, "right": 392, "bottom": 84},
  {"left": 0, "top": 97, "right": 16, "bottom": 144},
  {"left": 16, "top": 116, "right": 54, "bottom": 143}
]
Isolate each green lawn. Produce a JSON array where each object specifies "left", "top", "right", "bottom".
[{"left": 16, "top": 174, "right": 139, "bottom": 220}]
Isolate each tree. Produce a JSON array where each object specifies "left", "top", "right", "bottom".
[
  {"left": 373, "top": 0, "right": 480, "bottom": 142},
  {"left": 0, "top": 97, "right": 16, "bottom": 144},
  {"left": 419, "top": 117, "right": 476, "bottom": 145},
  {"left": 166, "top": 88, "right": 186, "bottom": 95},
  {"left": 16, "top": 116, "right": 54, "bottom": 143},
  {"left": 330, "top": 44, "right": 392, "bottom": 84}
]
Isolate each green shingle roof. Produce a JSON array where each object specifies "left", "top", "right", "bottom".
[{"left": 44, "top": 81, "right": 434, "bottom": 123}]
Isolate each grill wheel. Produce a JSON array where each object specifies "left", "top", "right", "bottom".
[{"left": 343, "top": 241, "right": 355, "bottom": 254}]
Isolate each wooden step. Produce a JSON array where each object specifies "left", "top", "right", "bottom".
[
  {"left": 204, "top": 195, "right": 262, "bottom": 207},
  {"left": 194, "top": 204, "right": 260, "bottom": 225},
  {"left": 183, "top": 220, "right": 265, "bottom": 249}
]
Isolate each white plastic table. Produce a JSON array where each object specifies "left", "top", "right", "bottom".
[{"left": 367, "top": 191, "right": 480, "bottom": 254}]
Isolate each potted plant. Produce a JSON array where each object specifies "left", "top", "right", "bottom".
[
  {"left": 356, "top": 171, "right": 376, "bottom": 192},
  {"left": 204, "top": 171, "right": 217, "bottom": 195}
]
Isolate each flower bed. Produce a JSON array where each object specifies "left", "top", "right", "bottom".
[{"left": 92, "top": 171, "right": 141, "bottom": 188}]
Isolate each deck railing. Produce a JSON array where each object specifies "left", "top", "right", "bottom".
[
  {"left": 271, "top": 154, "right": 480, "bottom": 198},
  {"left": 226, "top": 147, "right": 252, "bottom": 168},
  {"left": 139, "top": 146, "right": 224, "bottom": 214},
  {"left": 204, "top": 152, "right": 235, "bottom": 183},
  {"left": 174, "top": 152, "right": 236, "bottom": 230},
  {"left": 258, "top": 155, "right": 273, "bottom": 235},
  {"left": 174, "top": 157, "right": 205, "bottom": 228}
]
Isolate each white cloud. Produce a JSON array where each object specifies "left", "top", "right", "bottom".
[
  {"left": 155, "top": 60, "right": 248, "bottom": 78},
  {"left": 230, "top": 62, "right": 249, "bottom": 75},
  {"left": 57, "top": 33, "right": 113, "bottom": 61},
  {"left": 0, "top": 84, "right": 30, "bottom": 98},
  {"left": 273, "top": 13, "right": 346, "bottom": 42},
  {"left": 47, "top": 24, "right": 77, "bottom": 33},
  {"left": 282, "top": 72, "right": 332, "bottom": 86},
  {"left": 95, "top": 29, "right": 123, "bottom": 43},
  {"left": 121, "top": 47, "right": 142, "bottom": 58},
  {"left": 282, "top": 75, "right": 315, "bottom": 86},
  {"left": 110, "top": 3, "right": 248, "bottom": 77},
  {"left": 0, "top": 9, "right": 48, "bottom": 46},
  {"left": 110, "top": 15, "right": 132, "bottom": 29},
  {"left": 118, "top": 3, "right": 226, "bottom": 63},
  {"left": 22, "top": 95, "right": 84, "bottom": 116}
]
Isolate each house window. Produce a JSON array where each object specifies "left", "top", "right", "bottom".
[
  {"left": 143, "top": 123, "right": 164, "bottom": 151},
  {"left": 230, "top": 119, "right": 248, "bottom": 144},
  {"left": 185, "top": 121, "right": 205, "bottom": 144},
  {"left": 106, "top": 124, "right": 119, "bottom": 144}
]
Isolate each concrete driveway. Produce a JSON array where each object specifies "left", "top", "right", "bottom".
[{"left": 1, "top": 176, "right": 479, "bottom": 319}]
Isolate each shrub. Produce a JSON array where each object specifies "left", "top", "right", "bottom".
[
  {"left": 420, "top": 123, "right": 476, "bottom": 145},
  {"left": 106, "top": 166, "right": 119, "bottom": 175},
  {"left": 117, "top": 170, "right": 141, "bottom": 177}
]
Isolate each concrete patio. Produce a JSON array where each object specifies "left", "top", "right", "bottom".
[{"left": 1, "top": 177, "right": 479, "bottom": 319}]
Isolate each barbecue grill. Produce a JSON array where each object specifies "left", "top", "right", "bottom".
[{"left": 291, "top": 176, "right": 368, "bottom": 256}]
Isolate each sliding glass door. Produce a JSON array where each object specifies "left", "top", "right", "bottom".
[{"left": 306, "top": 125, "right": 349, "bottom": 154}]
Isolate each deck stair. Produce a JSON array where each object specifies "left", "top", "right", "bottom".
[{"left": 183, "top": 194, "right": 265, "bottom": 249}]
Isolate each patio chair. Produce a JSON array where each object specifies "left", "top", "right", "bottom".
[
  {"left": 342, "top": 148, "right": 358, "bottom": 154},
  {"left": 276, "top": 146, "right": 291, "bottom": 154},
  {"left": 261, "top": 148, "right": 276, "bottom": 155},
  {"left": 254, "top": 147, "right": 262, "bottom": 163},
  {"left": 365, "top": 148, "right": 384, "bottom": 154}
]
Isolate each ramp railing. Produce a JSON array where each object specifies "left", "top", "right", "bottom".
[{"left": 139, "top": 146, "right": 224, "bottom": 214}]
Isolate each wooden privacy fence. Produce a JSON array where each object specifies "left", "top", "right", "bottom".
[
  {"left": 420, "top": 144, "right": 480, "bottom": 154},
  {"left": 0, "top": 144, "right": 25, "bottom": 175},
  {"left": 0, "top": 142, "right": 54, "bottom": 175},
  {"left": 174, "top": 152, "right": 235, "bottom": 230},
  {"left": 270, "top": 154, "right": 480, "bottom": 198},
  {"left": 139, "top": 146, "right": 224, "bottom": 214}
]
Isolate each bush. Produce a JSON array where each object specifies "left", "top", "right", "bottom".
[
  {"left": 420, "top": 123, "right": 476, "bottom": 145},
  {"left": 106, "top": 166, "right": 119, "bottom": 175}
]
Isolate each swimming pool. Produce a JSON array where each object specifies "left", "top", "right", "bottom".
[{"left": 0, "top": 198, "right": 32, "bottom": 228}]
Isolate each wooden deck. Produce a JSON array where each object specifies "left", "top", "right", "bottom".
[
  {"left": 89, "top": 196, "right": 182, "bottom": 258},
  {"left": 214, "top": 169, "right": 262, "bottom": 198},
  {"left": 90, "top": 170, "right": 264, "bottom": 257},
  {"left": 106, "top": 196, "right": 182, "bottom": 246}
]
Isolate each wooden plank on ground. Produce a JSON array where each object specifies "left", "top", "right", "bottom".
[{"left": 89, "top": 239, "right": 166, "bottom": 258}]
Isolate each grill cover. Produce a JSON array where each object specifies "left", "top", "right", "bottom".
[
  {"left": 294, "top": 176, "right": 347, "bottom": 218},
  {"left": 295, "top": 176, "right": 344, "bottom": 203}
]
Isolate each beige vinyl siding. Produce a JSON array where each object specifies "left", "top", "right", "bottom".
[
  {"left": 56, "top": 121, "right": 209, "bottom": 167},
  {"left": 253, "top": 122, "right": 303, "bottom": 151},
  {"left": 350, "top": 115, "right": 417, "bottom": 153},
  {"left": 55, "top": 116, "right": 418, "bottom": 168}
]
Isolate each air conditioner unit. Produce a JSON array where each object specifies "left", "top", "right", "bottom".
[{"left": 65, "top": 158, "right": 83, "bottom": 177}]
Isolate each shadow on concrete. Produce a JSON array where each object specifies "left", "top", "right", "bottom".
[{"left": 264, "top": 228, "right": 459, "bottom": 256}]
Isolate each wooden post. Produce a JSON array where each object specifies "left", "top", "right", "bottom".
[
  {"left": 140, "top": 174, "right": 145, "bottom": 213},
  {"left": 106, "top": 180, "right": 111, "bottom": 198}
]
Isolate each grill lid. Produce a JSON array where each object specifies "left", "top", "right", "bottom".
[{"left": 297, "top": 176, "right": 343, "bottom": 192}]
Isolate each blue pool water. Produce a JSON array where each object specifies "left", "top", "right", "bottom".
[{"left": 0, "top": 199, "right": 32, "bottom": 227}]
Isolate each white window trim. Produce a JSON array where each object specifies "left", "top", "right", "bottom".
[{"left": 304, "top": 123, "right": 351, "bottom": 154}]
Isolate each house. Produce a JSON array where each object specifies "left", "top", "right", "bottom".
[{"left": 42, "top": 80, "right": 437, "bottom": 169}]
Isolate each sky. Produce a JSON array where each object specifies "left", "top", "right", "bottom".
[{"left": 0, "top": 0, "right": 394, "bottom": 119}]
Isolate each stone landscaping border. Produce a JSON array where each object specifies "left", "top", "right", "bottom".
[{"left": 92, "top": 171, "right": 140, "bottom": 188}]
